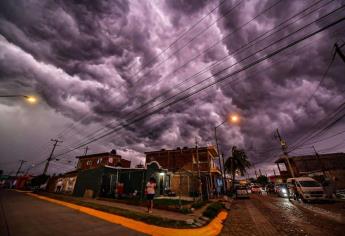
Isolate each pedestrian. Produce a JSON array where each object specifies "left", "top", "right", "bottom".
[{"left": 146, "top": 177, "right": 157, "bottom": 213}]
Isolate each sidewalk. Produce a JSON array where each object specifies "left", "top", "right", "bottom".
[
  {"left": 27, "top": 192, "right": 228, "bottom": 236},
  {"left": 41, "top": 193, "right": 211, "bottom": 222},
  {"left": 84, "top": 198, "right": 204, "bottom": 221}
]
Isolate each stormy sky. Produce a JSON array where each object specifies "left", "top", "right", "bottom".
[{"left": 1, "top": 0, "right": 345, "bottom": 176}]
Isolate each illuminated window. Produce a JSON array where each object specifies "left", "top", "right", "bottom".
[
  {"left": 87, "top": 160, "right": 92, "bottom": 166},
  {"left": 109, "top": 157, "right": 113, "bottom": 163}
]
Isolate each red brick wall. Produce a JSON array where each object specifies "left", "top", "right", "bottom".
[
  {"left": 145, "top": 148, "right": 214, "bottom": 172},
  {"left": 77, "top": 155, "right": 131, "bottom": 170}
]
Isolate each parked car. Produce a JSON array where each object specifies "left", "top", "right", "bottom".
[
  {"left": 287, "top": 177, "right": 326, "bottom": 202},
  {"left": 276, "top": 183, "right": 288, "bottom": 198},
  {"left": 251, "top": 185, "right": 262, "bottom": 194},
  {"left": 236, "top": 185, "right": 250, "bottom": 198}
]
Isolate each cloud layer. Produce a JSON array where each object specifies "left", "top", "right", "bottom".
[{"left": 1, "top": 0, "right": 345, "bottom": 175}]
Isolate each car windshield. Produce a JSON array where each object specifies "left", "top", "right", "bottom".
[{"left": 298, "top": 181, "right": 321, "bottom": 187}]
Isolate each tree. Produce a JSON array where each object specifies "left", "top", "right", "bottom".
[
  {"left": 224, "top": 146, "right": 251, "bottom": 192},
  {"left": 256, "top": 175, "right": 268, "bottom": 186}
]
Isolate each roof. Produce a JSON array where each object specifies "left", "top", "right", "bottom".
[
  {"left": 145, "top": 146, "right": 218, "bottom": 156},
  {"left": 60, "top": 170, "right": 79, "bottom": 177},
  {"left": 76, "top": 152, "right": 121, "bottom": 159},
  {"left": 275, "top": 152, "right": 345, "bottom": 163}
]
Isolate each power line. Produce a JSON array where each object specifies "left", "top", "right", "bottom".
[
  {"left": 128, "top": 0, "right": 228, "bottom": 75},
  {"left": 62, "top": 0, "right": 334, "bottom": 150},
  {"left": 53, "top": 13, "right": 345, "bottom": 159}
]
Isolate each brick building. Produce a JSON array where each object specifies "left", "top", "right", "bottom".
[
  {"left": 275, "top": 152, "right": 345, "bottom": 189},
  {"left": 76, "top": 149, "right": 131, "bottom": 170},
  {"left": 145, "top": 146, "right": 222, "bottom": 198}
]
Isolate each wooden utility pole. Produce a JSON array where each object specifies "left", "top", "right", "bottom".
[
  {"left": 15, "top": 160, "right": 26, "bottom": 177},
  {"left": 83, "top": 146, "right": 89, "bottom": 156},
  {"left": 195, "top": 137, "right": 202, "bottom": 200},
  {"left": 312, "top": 146, "right": 326, "bottom": 176},
  {"left": 275, "top": 129, "right": 295, "bottom": 178},
  {"left": 43, "top": 139, "right": 63, "bottom": 175}
]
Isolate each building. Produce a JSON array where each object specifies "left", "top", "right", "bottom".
[
  {"left": 145, "top": 146, "right": 222, "bottom": 198},
  {"left": 73, "top": 162, "right": 168, "bottom": 199},
  {"left": 76, "top": 149, "right": 131, "bottom": 170},
  {"left": 46, "top": 170, "right": 78, "bottom": 195},
  {"left": 275, "top": 152, "right": 345, "bottom": 189}
]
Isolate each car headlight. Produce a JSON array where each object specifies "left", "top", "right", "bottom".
[{"left": 282, "top": 188, "right": 287, "bottom": 194}]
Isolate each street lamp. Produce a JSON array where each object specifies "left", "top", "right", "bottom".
[
  {"left": 0, "top": 95, "right": 37, "bottom": 104},
  {"left": 214, "top": 114, "right": 240, "bottom": 194}
]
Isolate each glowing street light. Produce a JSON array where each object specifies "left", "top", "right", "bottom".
[
  {"left": 0, "top": 95, "right": 37, "bottom": 104},
  {"left": 229, "top": 114, "right": 239, "bottom": 124},
  {"left": 24, "top": 96, "right": 37, "bottom": 104},
  {"left": 214, "top": 113, "right": 241, "bottom": 194}
]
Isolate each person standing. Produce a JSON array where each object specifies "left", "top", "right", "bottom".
[{"left": 146, "top": 177, "right": 157, "bottom": 213}]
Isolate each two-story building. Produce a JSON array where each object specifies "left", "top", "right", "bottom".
[
  {"left": 145, "top": 146, "right": 222, "bottom": 198},
  {"left": 76, "top": 149, "right": 131, "bottom": 170}
]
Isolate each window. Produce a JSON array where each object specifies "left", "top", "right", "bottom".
[
  {"left": 298, "top": 181, "right": 321, "bottom": 187},
  {"left": 87, "top": 160, "right": 92, "bottom": 166},
  {"left": 97, "top": 158, "right": 101, "bottom": 164},
  {"left": 109, "top": 157, "right": 113, "bottom": 164}
]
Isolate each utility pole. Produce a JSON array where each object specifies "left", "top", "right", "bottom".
[
  {"left": 214, "top": 127, "right": 226, "bottom": 194},
  {"left": 83, "top": 146, "right": 89, "bottom": 156},
  {"left": 15, "top": 160, "right": 26, "bottom": 177},
  {"left": 335, "top": 42, "right": 345, "bottom": 64},
  {"left": 43, "top": 139, "right": 63, "bottom": 175},
  {"left": 195, "top": 137, "right": 202, "bottom": 200},
  {"left": 312, "top": 146, "right": 326, "bottom": 177},
  {"left": 273, "top": 169, "right": 276, "bottom": 176},
  {"left": 221, "top": 152, "right": 227, "bottom": 193},
  {"left": 275, "top": 129, "right": 295, "bottom": 178}
]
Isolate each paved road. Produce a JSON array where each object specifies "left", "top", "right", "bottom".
[
  {"left": 0, "top": 189, "right": 147, "bottom": 236},
  {"left": 221, "top": 193, "right": 345, "bottom": 236}
]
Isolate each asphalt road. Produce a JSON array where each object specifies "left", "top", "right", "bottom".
[
  {"left": 221, "top": 193, "right": 345, "bottom": 236},
  {"left": 0, "top": 189, "right": 147, "bottom": 236}
]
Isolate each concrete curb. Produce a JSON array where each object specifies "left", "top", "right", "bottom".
[{"left": 27, "top": 193, "right": 228, "bottom": 236}]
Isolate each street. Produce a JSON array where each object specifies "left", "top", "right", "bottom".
[
  {"left": 0, "top": 189, "right": 146, "bottom": 236},
  {"left": 221, "top": 194, "right": 345, "bottom": 236}
]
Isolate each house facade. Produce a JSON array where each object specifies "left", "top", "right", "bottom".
[
  {"left": 73, "top": 162, "right": 168, "bottom": 199},
  {"left": 145, "top": 146, "right": 222, "bottom": 198},
  {"left": 275, "top": 152, "right": 345, "bottom": 189},
  {"left": 76, "top": 149, "right": 131, "bottom": 170}
]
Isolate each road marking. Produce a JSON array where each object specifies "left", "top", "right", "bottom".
[{"left": 27, "top": 193, "right": 228, "bottom": 236}]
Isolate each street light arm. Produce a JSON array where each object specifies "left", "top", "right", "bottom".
[{"left": 215, "top": 119, "right": 227, "bottom": 129}]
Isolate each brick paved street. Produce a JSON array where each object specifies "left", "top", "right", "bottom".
[{"left": 220, "top": 194, "right": 345, "bottom": 236}]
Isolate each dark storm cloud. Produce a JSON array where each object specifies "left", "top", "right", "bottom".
[
  {"left": 1, "top": 0, "right": 345, "bottom": 174},
  {"left": 215, "top": 0, "right": 345, "bottom": 163}
]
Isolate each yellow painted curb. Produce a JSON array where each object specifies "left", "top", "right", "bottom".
[
  {"left": 27, "top": 193, "right": 228, "bottom": 236},
  {"left": 14, "top": 189, "right": 33, "bottom": 193}
]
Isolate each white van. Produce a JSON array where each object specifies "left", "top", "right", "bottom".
[{"left": 287, "top": 177, "right": 326, "bottom": 202}]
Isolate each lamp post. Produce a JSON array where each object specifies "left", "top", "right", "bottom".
[
  {"left": 0, "top": 95, "right": 37, "bottom": 103},
  {"left": 214, "top": 114, "right": 239, "bottom": 194}
]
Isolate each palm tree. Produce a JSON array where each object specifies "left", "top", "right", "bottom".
[{"left": 224, "top": 146, "right": 251, "bottom": 193}]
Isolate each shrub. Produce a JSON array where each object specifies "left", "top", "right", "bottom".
[
  {"left": 202, "top": 202, "right": 224, "bottom": 219},
  {"left": 179, "top": 207, "right": 192, "bottom": 214},
  {"left": 191, "top": 201, "right": 208, "bottom": 209}
]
